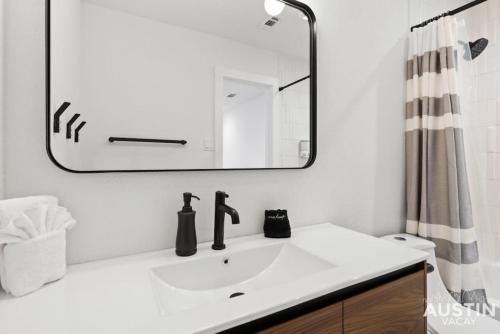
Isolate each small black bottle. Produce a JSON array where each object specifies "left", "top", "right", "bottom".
[{"left": 176, "top": 193, "right": 200, "bottom": 257}]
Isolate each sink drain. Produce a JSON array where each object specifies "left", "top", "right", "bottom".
[{"left": 229, "top": 292, "right": 245, "bottom": 299}]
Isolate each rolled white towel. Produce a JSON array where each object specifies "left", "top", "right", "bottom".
[
  {"left": 0, "top": 205, "right": 76, "bottom": 245},
  {"left": 0, "top": 213, "right": 38, "bottom": 243},
  {"left": 0, "top": 196, "right": 58, "bottom": 229},
  {"left": 0, "top": 230, "right": 67, "bottom": 297},
  {"left": 46, "top": 205, "right": 76, "bottom": 232},
  {"left": 0, "top": 201, "right": 76, "bottom": 297}
]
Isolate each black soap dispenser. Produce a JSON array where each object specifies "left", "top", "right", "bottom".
[{"left": 176, "top": 193, "right": 200, "bottom": 257}]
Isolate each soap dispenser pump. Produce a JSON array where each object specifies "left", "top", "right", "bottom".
[{"left": 176, "top": 193, "right": 200, "bottom": 257}]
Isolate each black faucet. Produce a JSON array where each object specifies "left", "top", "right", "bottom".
[{"left": 212, "top": 191, "right": 240, "bottom": 250}]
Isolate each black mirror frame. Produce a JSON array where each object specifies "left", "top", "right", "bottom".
[{"left": 45, "top": 0, "right": 317, "bottom": 173}]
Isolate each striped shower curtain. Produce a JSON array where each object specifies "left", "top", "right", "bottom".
[{"left": 406, "top": 17, "right": 487, "bottom": 307}]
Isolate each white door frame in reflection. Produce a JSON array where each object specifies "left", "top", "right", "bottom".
[{"left": 214, "top": 67, "right": 280, "bottom": 169}]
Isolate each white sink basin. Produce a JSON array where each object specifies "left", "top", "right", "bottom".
[{"left": 150, "top": 243, "right": 335, "bottom": 316}]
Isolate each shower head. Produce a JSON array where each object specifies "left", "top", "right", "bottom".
[
  {"left": 469, "top": 38, "right": 488, "bottom": 60},
  {"left": 461, "top": 38, "right": 489, "bottom": 61}
]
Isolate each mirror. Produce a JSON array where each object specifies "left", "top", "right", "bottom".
[{"left": 47, "top": 0, "right": 316, "bottom": 172}]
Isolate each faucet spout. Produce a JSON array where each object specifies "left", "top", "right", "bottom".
[
  {"left": 230, "top": 210, "right": 240, "bottom": 225},
  {"left": 220, "top": 204, "right": 240, "bottom": 225},
  {"left": 212, "top": 191, "right": 240, "bottom": 250}
]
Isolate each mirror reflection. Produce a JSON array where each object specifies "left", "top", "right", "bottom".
[{"left": 49, "top": 0, "right": 314, "bottom": 171}]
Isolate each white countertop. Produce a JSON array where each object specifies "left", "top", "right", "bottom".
[{"left": 0, "top": 223, "right": 428, "bottom": 334}]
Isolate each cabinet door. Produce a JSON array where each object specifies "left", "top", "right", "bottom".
[
  {"left": 258, "top": 302, "right": 342, "bottom": 334},
  {"left": 344, "top": 270, "right": 426, "bottom": 334}
]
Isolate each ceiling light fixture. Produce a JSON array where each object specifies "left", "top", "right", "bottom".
[{"left": 264, "top": 0, "right": 285, "bottom": 17}]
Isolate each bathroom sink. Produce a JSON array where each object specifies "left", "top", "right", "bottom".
[{"left": 150, "top": 243, "right": 335, "bottom": 316}]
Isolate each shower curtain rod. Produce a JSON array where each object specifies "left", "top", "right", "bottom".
[{"left": 411, "top": 0, "right": 487, "bottom": 31}]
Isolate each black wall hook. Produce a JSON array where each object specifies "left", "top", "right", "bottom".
[
  {"left": 53, "top": 102, "right": 70, "bottom": 133},
  {"left": 66, "top": 114, "right": 81, "bottom": 139},
  {"left": 74, "top": 121, "right": 87, "bottom": 143}
]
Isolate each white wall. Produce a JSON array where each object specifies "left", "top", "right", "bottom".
[
  {"left": 3, "top": 0, "right": 410, "bottom": 264},
  {"left": 0, "top": 0, "right": 4, "bottom": 199}
]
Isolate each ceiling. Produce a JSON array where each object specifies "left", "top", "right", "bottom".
[{"left": 84, "top": 0, "right": 310, "bottom": 59}]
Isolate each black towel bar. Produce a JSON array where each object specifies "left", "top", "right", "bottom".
[{"left": 108, "top": 137, "right": 187, "bottom": 145}]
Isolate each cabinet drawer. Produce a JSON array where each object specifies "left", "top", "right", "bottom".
[
  {"left": 343, "top": 270, "right": 426, "bottom": 334},
  {"left": 258, "top": 302, "right": 342, "bottom": 334}
]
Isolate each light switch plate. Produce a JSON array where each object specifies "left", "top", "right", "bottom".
[{"left": 203, "top": 139, "right": 215, "bottom": 151}]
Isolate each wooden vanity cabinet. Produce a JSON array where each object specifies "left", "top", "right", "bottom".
[
  {"left": 227, "top": 263, "right": 426, "bottom": 334},
  {"left": 258, "top": 302, "right": 343, "bottom": 334},
  {"left": 343, "top": 269, "right": 426, "bottom": 334}
]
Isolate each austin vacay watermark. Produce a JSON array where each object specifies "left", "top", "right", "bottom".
[{"left": 425, "top": 296, "right": 497, "bottom": 326}]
